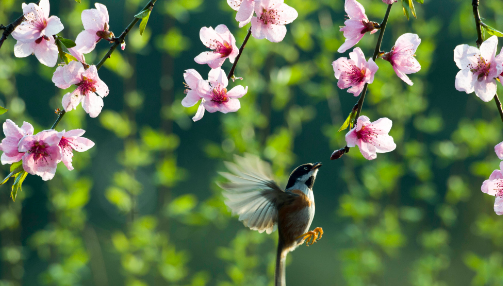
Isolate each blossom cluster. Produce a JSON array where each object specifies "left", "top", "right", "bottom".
[
  {"left": 182, "top": 0, "right": 298, "bottom": 121},
  {"left": 12, "top": 0, "right": 113, "bottom": 118},
  {"left": 0, "top": 120, "right": 94, "bottom": 181},
  {"left": 481, "top": 142, "right": 503, "bottom": 215},
  {"left": 454, "top": 36, "right": 503, "bottom": 102},
  {"left": 331, "top": 0, "right": 421, "bottom": 160}
]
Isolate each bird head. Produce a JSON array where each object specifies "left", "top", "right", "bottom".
[{"left": 285, "top": 162, "right": 322, "bottom": 191}]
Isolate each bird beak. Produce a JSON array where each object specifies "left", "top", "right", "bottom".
[{"left": 312, "top": 162, "right": 322, "bottom": 170}]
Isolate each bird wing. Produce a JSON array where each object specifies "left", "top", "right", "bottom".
[{"left": 219, "top": 154, "right": 294, "bottom": 234}]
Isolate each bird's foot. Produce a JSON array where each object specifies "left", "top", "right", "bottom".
[{"left": 295, "top": 227, "right": 323, "bottom": 246}]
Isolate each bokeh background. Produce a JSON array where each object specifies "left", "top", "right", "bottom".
[{"left": 1, "top": 0, "right": 503, "bottom": 285}]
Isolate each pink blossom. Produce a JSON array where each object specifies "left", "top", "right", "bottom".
[
  {"left": 454, "top": 36, "right": 502, "bottom": 102},
  {"left": 121, "top": 41, "right": 126, "bottom": 51},
  {"left": 345, "top": 116, "right": 396, "bottom": 160},
  {"left": 481, "top": 162, "right": 503, "bottom": 215},
  {"left": 58, "top": 129, "right": 94, "bottom": 171},
  {"left": 494, "top": 47, "right": 503, "bottom": 87},
  {"left": 250, "top": 0, "right": 298, "bottom": 43},
  {"left": 382, "top": 33, "right": 421, "bottom": 86},
  {"left": 495, "top": 141, "right": 503, "bottom": 160},
  {"left": 338, "top": 0, "right": 378, "bottom": 53},
  {"left": 18, "top": 130, "right": 62, "bottom": 181},
  {"left": 181, "top": 69, "right": 206, "bottom": 109},
  {"left": 52, "top": 61, "right": 109, "bottom": 118},
  {"left": 382, "top": 0, "right": 397, "bottom": 3},
  {"left": 75, "top": 3, "right": 111, "bottom": 54},
  {"left": 194, "top": 25, "right": 239, "bottom": 69},
  {"left": 12, "top": 0, "right": 64, "bottom": 67},
  {"left": 184, "top": 68, "right": 248, "bottom": 122},
  {"left": 0, "top": 120, "right": 34, "bottom": 165},
  {"left": 67, "top": 47, "right": 86, "bottom": 64},
  {"left": 228, "top": 0, "right": 255, "bottom": 28},
  {"left": 332, "top": 47, "right": 378, "bottom": 96}
]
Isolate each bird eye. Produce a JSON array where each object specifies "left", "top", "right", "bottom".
[{"left": 304, "top": 167, "right": 308, "bottom": 170}]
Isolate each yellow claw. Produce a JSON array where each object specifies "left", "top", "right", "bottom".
[{"left": 295, "top": 227, "right": 324, "bottom": 246}]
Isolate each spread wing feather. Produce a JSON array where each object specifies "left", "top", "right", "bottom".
[{"left": 219, "top": 154, "right": 293, "bottom": 234}]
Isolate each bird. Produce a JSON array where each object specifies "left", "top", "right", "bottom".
[{"left": 219, "top": 154, "right": 323, "bottom": 286}]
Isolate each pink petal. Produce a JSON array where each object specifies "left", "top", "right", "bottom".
[
  {"left": 358, "top": 140, "right": 377, "bottom": 160},
  {"left": 251, "top": 17, "right": 266, "bottom": 40},
  {"left": 63, "top": 61, "right": 85, "bottom": 86},
  {"left": 184, "top": 69, "right": 203, "bottom": 89},
  {"left": 495, "top": 196, "right": 503, "bottom": 215},
  {"left": 393, "top": 66, "right": 413, "bottom": 86},
  {"left": 345, "top": 129, "right": 358, "bottom": 147},
  {"left": 265, "top": 24, "right": 287, "bottom": 43},
  {"left": 23, "top": 145, "right": 61, "bottom": 181},
  {"left": 495, "top": 141, "right": 503, "bottom": 159},
  {"left": 356, "top": 115, "right": 370, "bottom": 131},
  {"left": 64, "top": 129, "right": 86, "bottom": 137},
  {"left": 474, "top": 78, "right": 497, "bottom": 102},
  {"left": 395, "top": 33, "right": 421, "bottom": 54},
  {"left": 454, "top": 44, "right": 479, "bottom": 70},
  {"left": 208, "top": 68, "right": 228, "bottom": 88},
  {"left": 220, "top": 98, "right": 241, "bottom": 113},
  {"left": 345, "top": 0, "right": 366, "bottom": 20},
  {"left": 182, "top": 90, "right": 202, "bottom": 107},
  {"left": 37, "top": 130, "right": 62, "bottom": 146},
  {"left": 194, "top": 52, "right": 226, "bottom": 68},
  {"left": 33, "top": 37, "right": 58, "bottom": 67},
  {"left": 81, "top": 9, "right": 105, "bottom": 31},
  {"left": 3, "top": 120, "right": 24, "bottom": 138},
  {"left": 349, "top": 47, "right": 365, "bottom": 68},
  {"left": 236, "top": 0, "right": 255, "bottom": 23},
  {"left": 455, "top": 69, "right": 475, "bottom": 94},
  {"left": 52, "top": 66, "right": 69, "bottom": 89},
  {"left": 374, "top": 135, "right": 396, "bottom": 153},
  {"left": 71, "top": 136, "right": 95, "bottom": 152},
  {"left": 347, "top": 82, "right": 365, "bottom": 96},
  {"left": 480, "top": 36, "right": 498, "bottom": 60},
  {"left": 227, "top": 86, "right": 248, "bottom": 98},
  {"left": 75, "top": 30, "right": 99, "bottom": 54},
  {"left": 192, "top": 101, "right": 206, "bottom": 122},
  {"left": 276, "top": 3, "right": 298, "bottom": 25},
  {"left": 94, "top": 78, "right": 109, "bottom": 98},
  {"left": 45, "top": 16, "right": 64, "bottom": 36},
  {"left": 62, "top": 90, "right": 83, "bottom": 112},
  {"left": 95, "top": 3, "right": 109, "bottom": 24},
  {"left": 1, "top": 153, "right": 24, "bottom": 165},
  {"left": 332, "top": 57, "right": 351, "bottom": 79},
  {"left": 227, "top": 0, "right": 241, "bottom": 11},
  {"left": 21, "top": 122, "right": 34, "bottom": 135},
  {"left": 14, "top": 41, "right": 35, "bottom": 58},
  {"left": 82, "top": 93, "right": 104, "bottom": 118},
  {"left": 338, "top": 36, "right": 362, "bottom": 53},
  {"left": 67, "top": 47, "right": 86, "bottom": 63},
  {"left": 39, "top": 0, "right": 50, "bottom": 19},
  {"left": 372, "top": 117, "right": 392, "bottom": 134},
  {"left": 489, "top": 169, "right": 503, "bottom": 181}
]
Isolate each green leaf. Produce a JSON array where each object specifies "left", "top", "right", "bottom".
[
  {"left": 0, "top": 106, "right": 7, "bottom": 115},
  {"left": 75, "top": 0, "right": 81, "bottom": 2},
  {"left": 481, "top": 23, "right": 503, "bottom": 37},
  {"left": 64, "top": 52, "right": 78, "bottom": 63},
  {"left": 414, "top": 0, "right": 423, "bottom": 4},
  {"left": 1, "top": 163, "right": 23, "bottom": 185},
  {"left": 401, "top": 0, "right": 416, "bottom": 20},
  {"left": 138, "top": 11, "right": 151, "bottom": 36},
  {"left": 59, "top": 37, "right": 76, "bottom": 48},
  {"left": 11, "top": 171, "right": 28, "bottom": 202},
  {"left": 134, "top": 9, "right": 150, "bottom": 19},
  {"left": 338, "top": 108, "right": 358, "bottom": 132}
]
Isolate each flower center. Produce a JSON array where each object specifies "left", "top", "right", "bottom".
[
  {"left": 59, "top": 137, "right": 75, "bottom": 155},
  {"left": 215, "top": 41, "right": 233, "bottom": 58},
  {"left": 260, "top": 8, "right": 279, "bottom": 25},
  {"left": 29, "top": 141, "right": 49, "bottom": 162},
  {"left": 347, "top": 64, "right": 366, "bottom": 84},
  {"left": 356, "top": 125, "right": 378, "bottom": 142},
  {"left": 77, "top": 76, "right": 97, "bottom": 94},
  {"left": 211, "top": 85, "right": 229, "bottom": 103},
  {"left": 470, "top": 56, "right": 491, "bottom": 80}
]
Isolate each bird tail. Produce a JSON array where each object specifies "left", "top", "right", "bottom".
[{"left": 275, "top": 238, "right": 288, "bottom": 286}]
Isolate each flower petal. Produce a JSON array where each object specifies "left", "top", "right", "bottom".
[{"left": 82, "top": 93, "right": 104, "bottom": 118}]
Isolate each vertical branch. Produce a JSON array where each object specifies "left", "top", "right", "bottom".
[
  {"left": 471, "top": 0, "right": 503, "bottom": 122},
  {"left": 227, "top": 28, "right": 252, "bottom": 80}
]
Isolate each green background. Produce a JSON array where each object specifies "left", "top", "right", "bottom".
[{"left": 1, "top": 0, "right": 503, "bottom": 285}]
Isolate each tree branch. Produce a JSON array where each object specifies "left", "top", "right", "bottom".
[
  {"left": 51, "top": 0, "right": 158, "bottom": 129},
  {"left": 471, "top": 0, "right": 503, "bottom": 122},
  {"left": 227, "top": 27, "right": 252, "bottom": 81},
  {"left": 0, "top": 15, "right": 26, "bottom": 50},
  {"left": 331, "top": 4, "right": 393, "bottom": 159}
]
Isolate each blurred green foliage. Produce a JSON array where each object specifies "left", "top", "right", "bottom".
[{"left": 0, "top": 0, "right": 503, "bottom": 285}]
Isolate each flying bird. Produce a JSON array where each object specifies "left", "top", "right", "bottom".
[{"left": 219, "top": 154, "right": 323, "bottom": 286}]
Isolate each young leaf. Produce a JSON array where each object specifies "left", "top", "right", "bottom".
[
  {"left": 1, "top": 163, "right": 23, "bottom": 185},
  {"left": 11, "top": 171, "right": 28, "bottom": 202},
  {"left": 414, "top": 0, "right": 423, "bottom": 4},
  {"left": 338, "top": 108, "right": 358, "bottom": 132},
  {"left": 401, "top": 0, "right": 416, "bottom": 20},
  {"left": 139, "top": 11, "right": 151, "bottom": 36},
  {"left": 75, "top": 0, "right": 81, "bottom": 2},
  {"left": 482, "top": 23, "right": 503, "bottom": 37},
  {"left": 59, "top": 37, "right": 77, "bottom": 48},
  {"left": 0, "top": 106, "right": 7, "bottom": 115},
  {"left": 64, "top": 52, "right": 78, "bottom": 63},
  {"left": 135, "top": 9, "right": 150, "bottom": 19}
]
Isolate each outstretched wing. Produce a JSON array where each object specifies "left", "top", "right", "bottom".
[{"left": 219, "top": 154, "right": 292, "bottom": 234}]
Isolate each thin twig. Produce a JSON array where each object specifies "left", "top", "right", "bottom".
[
  {"left": 0, "top": 15, "right": 26, "bottom": 50},
  {"left": 332, "top": 4, "right": 393, "bottom": 159},
  {"left": 51, "top": 0, "right": 158, "bottom": 130},
  {"left": 227, "top": 27, "right": 252, "bottom": 81},
  {"left": 471, "top": 0, "right": 503, "bottom": 122}
]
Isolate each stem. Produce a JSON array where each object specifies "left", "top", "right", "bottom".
[
  {"left": 96, "top": 0, "right": 157, "bottom": 70},
  {"left": 354, "top": 4, "right": 392, "bottom": 121},
  {"left": 471, "top": 0, "right": 503, "bottom": 122},
  {"left": 49, "top": 0, "right": 157, "bottom": 130},
  {"left": 0, "top": 15, "right": 26, "bottom": 50},
  {"left": 227, "top": 27, "right": 252, "bottom": 80}
]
